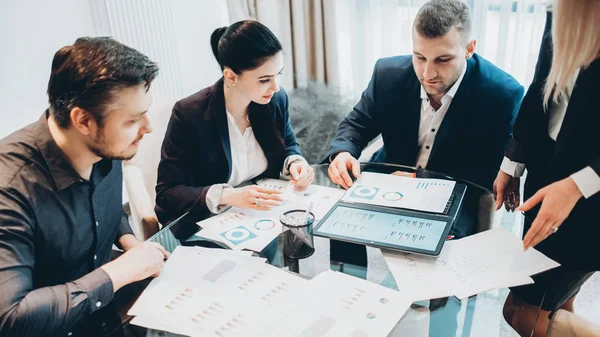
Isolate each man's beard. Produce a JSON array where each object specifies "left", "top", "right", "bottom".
[
  {"left": 88, "top": 131, "right": 138, "bottom": 161},
  {"left": 420, "top": 65, "right": 464, "bottom": 97},
  {"left": 419, "top": 78, "right": 453, "bottom": 96}
]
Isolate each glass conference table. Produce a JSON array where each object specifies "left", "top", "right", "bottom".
[{"left": 109, "top": 163, "right": 538, "bottom": 337}]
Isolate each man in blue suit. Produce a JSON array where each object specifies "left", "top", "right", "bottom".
[{"left": 326, "top": 0, "right": 524, "bottom": 193}]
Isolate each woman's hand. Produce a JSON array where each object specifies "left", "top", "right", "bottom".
[
  {"left": 289, "top": 161, "right": 314, "bottom": 189},
  {"left": 221, "top": 185, "right": 282, "bottom": 210},
  {"left": 519, "top": 177, "right": 583, "bottom": 249}
]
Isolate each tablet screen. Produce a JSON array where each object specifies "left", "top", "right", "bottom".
[{"left": 314, "top": 205, "right": 449, "bottom": 254}]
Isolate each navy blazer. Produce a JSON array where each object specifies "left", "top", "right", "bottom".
[
  {"left": 508, "top": 12, "right": 600, "bottom": 270},
  {"left": 326, "top": 54, "right": 524, "bottom": 190},
  {"left": 155, "top": 78, "right": 302, "bottom": 223}
]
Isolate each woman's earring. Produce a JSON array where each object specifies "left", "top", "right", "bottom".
[{"left": 226, "top": 83, "right": 230, "bottom": 89}]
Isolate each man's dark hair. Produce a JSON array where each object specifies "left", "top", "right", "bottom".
[
  {"left": 414, "top": 0, "right": 471, "bottom": 42},
  {"left": 47, "top": 37, "right": 159, "bottom": 128}
]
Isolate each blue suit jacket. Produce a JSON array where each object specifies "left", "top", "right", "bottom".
[
  {"left": 326, "top": 54, "right": 524, "bottom": 190},
  {"left": 155, "top": 78, "right": 302, "bottom": 223}
]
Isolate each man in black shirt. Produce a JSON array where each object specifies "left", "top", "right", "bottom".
[{"left": 0, "top": 37, "right": 169, "bottom": 337}]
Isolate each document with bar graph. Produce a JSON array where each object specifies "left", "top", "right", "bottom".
[{"left": 342, "top": 172, "right": 456, "bottom": 213}]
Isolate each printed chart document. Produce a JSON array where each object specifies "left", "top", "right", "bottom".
[
  {"left": 129, "top": 247, "right": 309, "bottom": 336},
  {"left": 256, "top": 178, "right": 345, "bottom": 220},
  {"left": 264, "top": 270, "right": 413, "bottom": 337},
  {"left": 195, "top": 180, "right": 344, "bottom": 251},
  {"left": 342, "top": 172, "right": 455, "bottom": 213},
  {"left": 195, "top": 208, "right": 282, "bottom": 252},
  {"left": 382, "top": 227, "right": 560, "bottom": 301},
  {"left": 128, "top": 247, "right": 411, "bottom": 337},
  {"left": 128, "top": 247, "right": 273, "bottom": 316}
]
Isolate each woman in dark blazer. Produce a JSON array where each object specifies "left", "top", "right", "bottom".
[
  {"left": 494, "top": 3, "right": 600, "bottom": 336},
  {"left": 155, "top": 20, "right": 313, "bottom": 224}
]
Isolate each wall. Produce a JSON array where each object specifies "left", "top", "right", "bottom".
[
  {"left": 0, "top": 0, "right": 229, "bottom": 139},
  {"left": 0, "top": 0, "right": 96, "bottom": 138}
]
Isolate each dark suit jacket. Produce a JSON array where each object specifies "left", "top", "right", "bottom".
[
  {"left": 326, "top": 54, "right": 524, "bottom": 190},
  {"left": 155, "top": 78, "right": 302, "bottom": 224},
  {"left": 507, "top": 12, "right": 600, "bottom": 270}
]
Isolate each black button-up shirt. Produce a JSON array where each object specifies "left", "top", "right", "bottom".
[{"left": 0, "top": 112, "right": 134, "bottom": 337}]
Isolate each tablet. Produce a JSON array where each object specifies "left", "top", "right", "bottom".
[
  {"left": 313, "top": 204, "right": 451, "bottom": 256},
  {"left": 313, "top": 184, "right": 466, "bottom": 256}
]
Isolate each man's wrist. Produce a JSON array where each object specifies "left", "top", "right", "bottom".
[
  {"left": 100, "top": 260, "right": 128, "bottom": 292},
  {"left": 119, "top": 234, "right": 141, "bottom": 251},
  {"left": 330, "top": 151, "right": 350, "bottom": 162}
]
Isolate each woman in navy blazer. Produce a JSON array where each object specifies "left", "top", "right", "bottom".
[
  {"left": 496, "top": 5, "right": 600, "bottom": 336},
  {"left": 155, "top": 20, "right": 313, "bottom": 223}
]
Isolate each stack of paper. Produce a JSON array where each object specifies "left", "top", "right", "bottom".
[
  {"left": 195, "top": 180, "right": 344, "bottom": 252},
  {"left": 382, "top": 227, "right": 560, "bottom": 301},
  {"left": 129, "top": 247, "right": 413, "bottom": 337},
  {"left": 343, "top": 172, "right": 456, "bottom": 213}
]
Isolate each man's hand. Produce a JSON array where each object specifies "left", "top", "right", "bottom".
[
  {"left": 328, "top": 152, "right": 361, "bottom": 189},
  {"left": 101, "top": 242, "right": 169, "bottom": 292},
  {"left": 391, "top": 171, "right": 416, "bottom": 178},
  {"left": 493, "top": 170, "right": 520, "bottom": 212}
]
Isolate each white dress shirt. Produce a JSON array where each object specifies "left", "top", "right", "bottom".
[
  {"left": 205, "top": 111, "right": 305, "bottom": 213},
  {"left": 415, "top": 61, "right": 467, "bottom": 168},
  {"left": 500, "top": 69, "right": 600, "bottom": 198}
]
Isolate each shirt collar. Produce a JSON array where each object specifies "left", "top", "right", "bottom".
[
  {"left": 420, "top": 60, "right": 468, "bottom": 101},
  {"left": 33, "top": 110, "right": 113, "bottom": 191}
]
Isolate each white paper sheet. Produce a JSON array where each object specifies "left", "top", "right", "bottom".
[
  {"left": 195, "top": 181, "right": 344, "bottom": 252},
  {"left": 129, "top": 247, "right": 310, "bottom": 336},
  {"left": 382, "top": 249, "right": 456, "bottom": 301},
  {"left": 196, "top": 208, "right": 283, "bottom": 251},
  {"left": 131, "top": 286, "right": 276, "bottom": 336},
  {"left": 128, "top": 247, "right": 269, "bottom": 316},
  {"left": 265, "top": 270, "right": 413, "bottom": 337},
  {"left": 256, "top": 179, "right": 345, "bottom": 220},
  {"left": 342, "top": 172, "right": 455, "bottom": 213},
  {"left": 382, "top": 227, "right": 559, "bottom": 301}
]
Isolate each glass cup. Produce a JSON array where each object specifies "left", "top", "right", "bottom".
[{"left": 279, "top": 209, "right": 316, "bottom": 259}]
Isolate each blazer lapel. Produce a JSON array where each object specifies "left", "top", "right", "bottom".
[
  {"left": 382, "top": 72, "right": 420, "bottom": 165},
  {"left": 550, "top": 62, "right": 597, "bottom": 167},
  {"left": 429, "top": 59, "right": 473, "bottom": 160},
  {"left": 209, "top": 78, "right": 232, "bottom": 179},
  {"left": 399, "top": 78, "right": 422, "bottom": 165}
]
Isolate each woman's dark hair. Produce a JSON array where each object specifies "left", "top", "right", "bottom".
[
  {"left": 210, "top": 20, "right": 282, "bottom": 74},
  {"left": 47, "top": 37, "right": 159, "bottom": 128}
]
